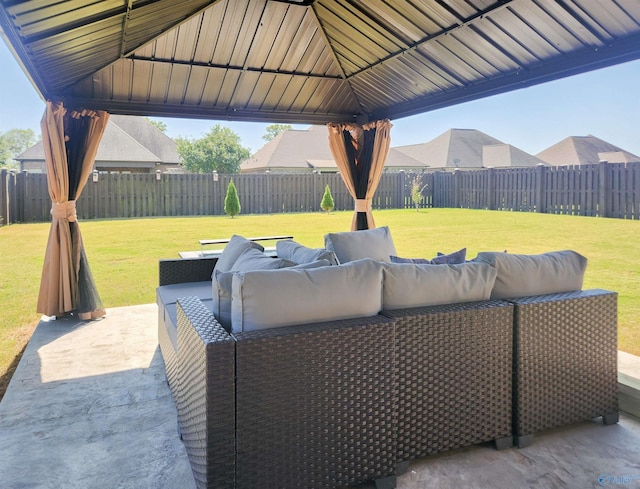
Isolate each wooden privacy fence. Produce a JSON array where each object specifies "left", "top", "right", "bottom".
[{"left": 1, "top": 161, "right": 639, "bottom": 225}]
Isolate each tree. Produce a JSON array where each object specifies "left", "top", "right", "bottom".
[
  {"left": 320, "top": 184, "right": 334, "bottom": 213},
  {"left": 409, "top": 173, "right": 428, "bottom": 211},
  {"left": 146, "top": 118, "right": 167, "bottom": 133},
  {"left": 224, "top": 180, "right": 241, "bottom": 218},
  {"left": 0, "top": 128, "right": 38, "bottom": 169},
  {"left": 262, "top": 124, "right": 292, "bottom": 142},
  {"left": 177, "top": 124, "right": 250, "bottom": 174}
]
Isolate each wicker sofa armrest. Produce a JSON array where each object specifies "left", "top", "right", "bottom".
[
  {"left": 232, "top": 315, "right": 398, "bottom": 489},
  {"left": 176, "top": 296, "right": 235, "bottom": 489},
  {"left": 159, "top": 257, "right": 218, "bottom": 286},
  {"left": 382, "top": 300, "right": 514, "bottom": 461},
  {"left": 510, "top": 289, "right": 618, "bottom": 447}
]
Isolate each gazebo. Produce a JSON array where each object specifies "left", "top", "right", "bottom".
[
  {"left": 1, "top": 2, "right": 640, "bottom": 487},
  {"left": 3, "top": 0, "right": 640, "bottom": 320}
]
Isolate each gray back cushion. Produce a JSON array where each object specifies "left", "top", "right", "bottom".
[
  {"left": 276, "top": 239, "right": 338, "bottom": 266},
  {"left": 382, "top": 262, "right": 497, "bottom": 310},
  {"left": 231, "top": 258, "right": 383, "bottom": 333},
  {"left": 324, "top": 226, "right": 397, "bottom": 264},
  {"left": 213, "top": 235, "right": 264, "bottom": 274},
  {"left": 475, "top": 250, "right": 587, "bottom": 299},
  {"left": 212, "top": 247, "right": 297, "bottom": 331}
]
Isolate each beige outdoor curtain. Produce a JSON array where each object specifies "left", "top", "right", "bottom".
[
  {"left": 37, "top": 101, "right": 109, "bottom": 320},
  {"left": 327, "top": 119, "right": 392, "bottom": 231}
]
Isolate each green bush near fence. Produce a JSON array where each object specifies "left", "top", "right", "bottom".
[{"left": 1, "top": 208, "right": 639, "bottom": 397}]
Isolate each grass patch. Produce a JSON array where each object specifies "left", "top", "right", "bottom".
[{"left": 1, "top": 209, "right": 638, "bottom": 400}]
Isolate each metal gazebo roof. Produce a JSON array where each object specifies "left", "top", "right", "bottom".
[{"left": 1, "top": 0, "right": 640, "bottom": 125}]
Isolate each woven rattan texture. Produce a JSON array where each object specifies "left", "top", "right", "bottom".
[
  {"left": 513, "top": 290, "right": 618, "bottom": 436},
  {"left": 383, "top": 301, "right": 513, "bottom": 461},
  {"left": 159, "top": 257, "right": 217, "bottom": 286},
  {"left": 234, "top": 316, "right": 397, "bottom": 489},
  {"left": 157, "top": 310, "right": 179, "bottom": 404},
  {"left": 177, "top": 297, "right": 235, "bottom": 489}
]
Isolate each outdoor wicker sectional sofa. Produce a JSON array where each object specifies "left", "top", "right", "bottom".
[{"left": 156, "top": 228, "right": 619, "bottom": 489}]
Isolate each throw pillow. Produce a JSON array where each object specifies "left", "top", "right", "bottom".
[
  {"left": 276, "top": 239, "right": 338, "bottom": 266},
  {"left": 324, "top": 226, "right": 397, "bottom": 264},
  {"left": 213, "top": 235, "right": 264, "bottom": 274},
  {"left": 232, "top": 247, "right": 297, "bottom": 271},
  {"left": 390, "top": 247, "right": 466, "bottom": 265},
  {"left": 382, "top": 262, "right": 497, "bottom": 310},
  {"left": 474, "top": 250, "right": 587, "bottom": 300},
  {"left": 390, "top": 255, "right": 431, "bottom": 264},
  {"left": 431, "top": 247, "right": 467, "bottom": 265}
]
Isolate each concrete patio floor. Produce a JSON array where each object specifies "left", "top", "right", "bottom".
[{"left": 0, "top": 304, "right": 639, "bottom": 489}]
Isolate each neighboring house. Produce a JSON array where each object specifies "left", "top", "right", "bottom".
[
  {"left": 394, "top": 128, "right": 545, "bottom": 169},
  {"left": 536, "top": 134, "right": 640, "bottom": 166},
  {"left": 482, "top": 144, "right": 547, "bottom": 168},
  {"left": 240, "top": 125, "right": 425, "bottom": 173},
  {"left": 16, "top": 115, "right": 182, "bottom": 174}
]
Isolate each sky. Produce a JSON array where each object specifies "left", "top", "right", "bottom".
[{"left": 1, "top": 37, "right": 640, "bottom": 156}]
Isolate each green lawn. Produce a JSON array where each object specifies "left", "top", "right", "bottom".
[{"left": 1, "top": 208, "right": 639, "bottom": 391}]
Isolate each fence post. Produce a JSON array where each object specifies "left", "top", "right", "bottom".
[
  {"left": 599, "top": 160, "right": 610, "bottom": 218},
  {"left": 487, "top": 167, "right": 495, "bottom": 210},
  {"left": 6, "top": 171, "right": 18, "bottom": 224},
  {"left": 453, "top": 169, "right": 461, "bottom": 208},
  {"left": 312, "top": 171, "right": 318, "bottom": 211},
  {"left": 536, "top": 163, "right": 546, "bottom": 213},
  {"left": 18, "top": 170, "right": 29, "bottom": 222},
  {"left": 396, "top": 170, "right": 407, "bottom": 209},
  {"left": 266, "top": 171, "right": 272, "bottom": 214},
  {"left": 0, "top": 169, "right": 7, "bottom": 226}
]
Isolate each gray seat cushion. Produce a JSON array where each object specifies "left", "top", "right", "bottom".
[{"left": 157, "top": 281, "right": 213, "bottom": 350}]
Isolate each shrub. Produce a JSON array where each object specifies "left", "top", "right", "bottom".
[
  {"left": 410, "top": 174, "right": 428, "bottom": 211},
  {"left": 224, "top": 180, "right": 241, "bottom": 218},
  {"left": 321, "top": 184, "right": 334, "bottom": 213}
]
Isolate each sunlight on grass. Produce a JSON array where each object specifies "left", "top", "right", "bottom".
[{"left": 1, "top": 208, "right": 639, "bottom": 385}]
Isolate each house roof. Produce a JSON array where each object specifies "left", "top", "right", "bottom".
[
  {"left": 2, "top": 1, "right": 640, "bottom": 125},
  {"left": 395, "top": 129, "right": 545, "bottom": 169},
  {"left": 16, "top": 115, "right": 180, "bottom": 165},
  {"left": 240, "top": 125, "right": 425, "bottom": 172},
  {"left": 483, "top": 144, "right": 547, "bottom": 168},
  {"left": 395, "top": 129, "right": 496, "bottom": 168},
  {"left": 536, "top": 134, "right": 640, "bottom": 166},
  {"left": 109, "top": 115, "right": 181, "bottom": 164}
]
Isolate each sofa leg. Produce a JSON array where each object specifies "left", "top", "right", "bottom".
[
  {"left": 494, "top": 436, "right": 513, "bottom": 450},
  {"left": 375, "top": 475, "right": 397, "bottom": 489},
  {"left": 396, "top": 460, "right": 410, "bottom": 476},
  {"left": 603, "top": 412, "right": 619, "bottom": 425},
  {"left": 515, "top": 434, "right": 534, "bottom": 448}
]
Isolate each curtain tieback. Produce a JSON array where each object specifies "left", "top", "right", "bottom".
[
  {"left": 51, "top": 201, "right": 77, "bottom": 222},
  {"left": 354, "top": 199, "right": 371, "bottom": 212}
]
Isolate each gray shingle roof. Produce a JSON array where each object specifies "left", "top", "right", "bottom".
[
  {"left": 16, "top": 116, "right": 180, "bottom": 166},
  {"left": 109, "top": 115, "right": 180, "bottom": 164},
  {"left": 395, "top": 129, "right": 500, "bottom": 168},
  {"left": 536, "top": 135, "right": 640, "bottom": 166},
  {"left": 395, "top": 129, "right": 544, "bottom": 169},
  {"left": 483, "top": 144, "right": 547, "bottom": 168},
  {"left": 240, "top": 125, "right": 425, "bottom": 172}
]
